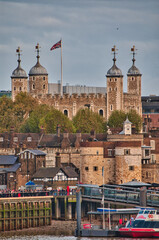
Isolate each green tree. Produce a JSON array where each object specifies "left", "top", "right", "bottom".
[
  {"left": 20, "top": 104, "right": 50, "bottom": 133},
  {"left": 39, "top": 108, "right": 75, "bottom": 133},
  {"left": 13, "top": 92, "right": 39, "bottom": 132},
  {"left": 72, "top": 108, "right": 107, "bottom": 133},
  {"left": 108, "top": 109, "right": 142, "bottom": 132},
  {"left": 127, "top": 109, "right": 142, "bottom": 133},
  {"left": 0, "top": 96, "right": 14, "bottom": 132},
  {"left": 107, "top": 110, "right": 126, "bottom": 128}
]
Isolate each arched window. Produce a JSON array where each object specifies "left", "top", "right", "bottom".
[
  {"left": 19, "top": 87, "right": 22, "bottom": 91},
  {"left": 33, "top": 84, "right": 35, "bottom": 89},
  {"left": 64, "top": 110, "right": 68, "bottom": 116},
  {"left": 110, "top": 105, "right": 113, "bottom": 111},
  {"left": 14, "top": 87, "right": 16, "bottom": 90},
  {"left": 43, "top": 84, "right": 45, "bottom": 89},
  {"left": 99, "top": 109, "right": 103, "bottom": 116}
]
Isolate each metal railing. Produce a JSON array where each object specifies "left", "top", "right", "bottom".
[{"left": 81, "top": 185, "right": 159, "bottom": 207}]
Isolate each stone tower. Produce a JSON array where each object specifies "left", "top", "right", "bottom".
[
  {"left": 127, "top": 45, "right": 142, "bottom": 115},
  {"left": 29, "top": 43, "right": 48, "bottom": 98},
  {"left": 11, "top": 47, "right": 28, "bottom": 101},
  {"left": 127, "top": 46, "right": 142, "bottom": 96},
  {"left": 106, "top": 46, "right": 123, "bottom": 120}
]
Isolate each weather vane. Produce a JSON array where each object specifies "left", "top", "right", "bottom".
[
  {"left": 131, "top": 45, "right": 137, "bottom": 65},
  {"left": 16, "top": 46, "right": 22, "bottom": 65},
  {"left": 35, "top": 43, "right": 41, "bottom": 62},
  {"left": 111, "top": 45, "right": 118, "bottom": 64}
]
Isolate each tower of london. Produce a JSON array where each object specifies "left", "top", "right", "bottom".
[{"left": 11, "top": 44, "right": 142, "bottom": 120}]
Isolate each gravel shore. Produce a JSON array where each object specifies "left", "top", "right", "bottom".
[{"left": 0, "top": 220, "right": 77, "bottom": 237}]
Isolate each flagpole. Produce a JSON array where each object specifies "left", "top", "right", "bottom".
[{"left": 60, "top": 39, "right": 63, "bottom": 96}]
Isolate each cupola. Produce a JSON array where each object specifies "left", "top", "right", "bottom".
[
  {"left": 11, "top": 47, "right": 27, "bottom": 78},
  {"left": 29, "top": 43, "right": 48, "bottom": 76},
  {"left": 106, "top": 45, "right": 122, "bottom": 77},
  {"left": 127, "top": 45, "right": 141, "bottom": 76}
]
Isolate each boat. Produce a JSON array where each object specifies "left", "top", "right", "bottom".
[{"left": 119, "top": 208, "right": 159, "bottom": 238}]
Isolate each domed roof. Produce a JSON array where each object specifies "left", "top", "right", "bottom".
[
  {"left": 29, "top": 62, "right": 48, "bottom": 76},
  {"left": 29, "top": 43, "right": 48, "bottom": 76},
  {"left": 107, "top": 63, "right": 122, "bottom": 76},
  {"left": 106, "top": 46, "right": 122, "bottom": 77},
  {"left": 127, "top": 64, "right": 141, "bottom": 76},
  {"left": 127, "top": 45, "right": 141, "bottom": 76},
  {"left": 11, "top": 66, "right": 27, "bottom": 78}
]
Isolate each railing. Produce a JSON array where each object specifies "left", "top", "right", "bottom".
[
  {"left": 0, "top": 190, "right": 76, "bottom": 198},
  {"left": 82, "top": 186, "right": 140, "bottom": 205},
  {"left": 81, "top": 185, "right": 159, "bottom": 207},
  {"left": 147, "top": 190, "right": 159, "bottom": 207}
]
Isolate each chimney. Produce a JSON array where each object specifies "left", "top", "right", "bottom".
[
  {"left": 90, "top": 129, "right": 96, "bottom": 140},
  {"left": 56, "top": 124, "right": 61, "bottom": 138},
  {"left": 75, "top": 132, "right": 81, "bottom": 148},
  {"left": 55, "top": 152, "right": 61, "bottom": 167},
  {"left": 61, "top": 132, "right": 70, "bottom": 149}
]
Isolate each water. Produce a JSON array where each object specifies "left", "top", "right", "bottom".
[{"left": 0, "top": 235, "right": 153, "bottom": 240}]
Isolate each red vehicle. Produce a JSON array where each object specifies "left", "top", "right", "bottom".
[{"left": 119, "top": 208, "right": 159, "bottom": 238}]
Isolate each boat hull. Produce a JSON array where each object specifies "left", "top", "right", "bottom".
[{"left": 119, "top": 228, "right": 159, "bottom": 238}]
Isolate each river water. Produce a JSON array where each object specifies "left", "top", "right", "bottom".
[{"left": 0, "top": 235, "right": 152, "bottom": 240}]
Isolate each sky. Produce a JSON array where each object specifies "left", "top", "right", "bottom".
[{"left": 0, "top": 0, "right": 159, "bottom": 96}]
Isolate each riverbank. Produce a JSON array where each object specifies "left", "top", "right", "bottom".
[{"left": 0, "top": 220, "right": 77, "bottom": 238}]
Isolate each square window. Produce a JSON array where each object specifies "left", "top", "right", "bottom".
[
  {"left": 13, "top": 137, "right": 18, "bottom": 142},
  {"left": 129, "top": 166, "right": 134, "bottom": 171},
  {"left": 93, "top": 166, "right": 98, "bottom": 171},
  {"left": 27, "top": 137, "right": 32, "bottom": 142},
  {"left": 85, "top": 167, "right": 89, "bottom": 171},
  {"left": 108, "top": 149, "right": 112, "bottom": 156},
  {"left": 145, "top": 149, "right": 149, "bottom": 156},
  {"left": 124, "top": 149, "right": 130, "bottom": 155}
]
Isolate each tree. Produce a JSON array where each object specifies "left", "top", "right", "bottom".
[
  {"left": 107, "top": 110, "right": 126, "bottom": 128},
  {"left": 107, "top": 109, "right": 142, "bottom": 132},
  {"left": 20, "top": 104, "right": 50, "bottom": 133},
  {"left": 127, "top": 109, "right": 142, "bottom": 133},
  {"left": 39, "top": 108, "right": 75, "bottom": 133},
  {"left": 12, "top": 92, "right": 39, "bottom": 132},
  {"left": 72, "top": 108, "right": 107, "bottom": 133},
  {"left": 0, "top": 96, "right": 14, "bottom": 132}
]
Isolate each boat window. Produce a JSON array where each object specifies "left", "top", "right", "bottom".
[
  {"left": 154, "top": 221, "right": 159, "bottom": 228},
  {"left": 144, "top": 210, "right": 150, "bottom": 214},
  {"left": 150, "top": 210, "right": 155, "bottom": 214},
  {"left": 149, "top": 222, "right": 156, "bottom": 228},
  {"left": 143, "top": 221, "right": 150, "bottom": 228},
  {"left": 139, "top": 210, "right": 144, "bottom": 214},
  {"left": 133, "top": 220, "right": 145, "bottom": 228}
]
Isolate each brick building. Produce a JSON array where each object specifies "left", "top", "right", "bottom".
[
  {"left": 0, "top": 155, "right": 20, "bottom": 190},
  {"left": 11, "top": 45, "right": 142, "bottom": 121},
  {"left": 17, "top": 149, "right": 46, "bottom": 187},
  {"left": 1, "top": 119, "right": 159, "bottom": 188}
]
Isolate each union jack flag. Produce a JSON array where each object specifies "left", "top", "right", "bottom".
[{"left": 50, "top": 40, "right": 61, "bottom": 51}]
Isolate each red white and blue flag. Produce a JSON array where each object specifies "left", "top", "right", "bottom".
[{"left": 50, "top": 40, "right": 61, "bottom": 51}]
